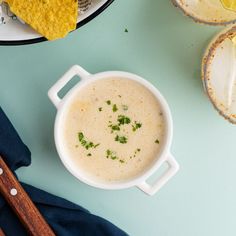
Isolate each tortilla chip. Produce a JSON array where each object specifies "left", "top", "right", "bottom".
[{"left": 5, "top": 0, "right": 78, "bottom": 40}]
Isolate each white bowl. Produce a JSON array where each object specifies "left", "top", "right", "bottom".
[{"left": 48, "top": 65, "right": 179, "bottom": 196}]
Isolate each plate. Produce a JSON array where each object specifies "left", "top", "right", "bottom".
[{"left": 0, "top": 0, "right": 114, "bottom": 46}]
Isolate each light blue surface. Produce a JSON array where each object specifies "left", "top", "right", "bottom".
[{"left": 1, "top": 1, "right": 236, "bottom": 235}]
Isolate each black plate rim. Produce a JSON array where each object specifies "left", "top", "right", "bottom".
[{"left": 0, "top": 0, "right": 114, "bottom": 46}]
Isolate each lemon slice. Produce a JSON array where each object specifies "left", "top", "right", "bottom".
[{"left": 220, "top": 0, "right": 236, "bottom": 12}]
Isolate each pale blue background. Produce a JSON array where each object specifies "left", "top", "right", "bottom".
[{"left": 1, "top": 1, "right": 236, "bottom": 235}]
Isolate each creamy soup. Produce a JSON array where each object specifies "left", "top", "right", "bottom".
[{"left": 63, "top": 78, "right": 165, "bottom": 182}]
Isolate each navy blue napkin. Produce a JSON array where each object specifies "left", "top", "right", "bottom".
[{"left": 0, "top": 107, "right": 127, "bottom": 236}]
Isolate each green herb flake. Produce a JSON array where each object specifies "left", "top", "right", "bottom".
[
  {"left": 132, "top": 121, "right": 142, "bottom": 131},
  {"left": 78, "top": 132, "right": 98, "bottom": 150},
  {"left": 98, "top": 107, "right": 102, "bottom": 112},
  {"left": 118, "top": 95, "right": 122, "bottom": 98},
  {"left": 137, "top": 148, "right": 141, "bottom": 152},
  {"left": 87, "top": 153, "right": 92, "bottom": 157},
  {"left": 155, "top": 139, "right": 160, "bottom": 144},
  {"left": 81, "top": 140, "right": 87, "bottom": 146},
  {"left": 117, "top": 115, "right": 131, "bottom": 125},
  {"left": 106, "top": 100, "right": 111, "bottom": 105},
  {"left": 115, "top": 135, "right": 128, "bottom": 144},
  {"left": 106, "top": 149, "right": 112, "bottom": 156},
  {"left": 78, "top": 132, "right": 84, "bottom": 142},
  {"left": 85, "top": 142, "right": 94, "bottom": 150},
  {"left": 119, "top": 160, "right": 125, "bottom": 163},
  {"left": 122, "top": 105, "right": 128, "bottom": 111},
  {"left": 111, "top": 125, "right": 120, "bottom": 131},
  {"left": 106, "top": 149, "right": 118, "bottom": 160},
  {"left": 112, "top": 104, "right": 118, "bottom": 112},
  {"left": 125, "top": 28, "right": 128, "bottom": 33},
  {"left": 94, "top": 143, "right": 100, "bottom": 148}
]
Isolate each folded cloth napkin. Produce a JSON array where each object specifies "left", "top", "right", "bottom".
[{"left": 0, "top": 107, "right": 127, "bottom": 236}]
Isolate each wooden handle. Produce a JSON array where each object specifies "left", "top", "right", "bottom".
[
  {"left": 0, "top": 156, "right": 55, "bottom": 236},
  {"left": 0, "top": 228, "right": 5, "bottom": 236}
]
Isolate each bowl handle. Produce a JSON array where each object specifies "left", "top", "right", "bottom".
[
  {"left": 48, "top": 65, "right": 90, "bottom": 108},
  {"left": 137, "top": 153, "right": 179, "bottom": 196}
]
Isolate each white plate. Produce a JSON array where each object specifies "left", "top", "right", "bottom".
[{"left": 0, "top": 0, "right": 113, "bottom": 45}]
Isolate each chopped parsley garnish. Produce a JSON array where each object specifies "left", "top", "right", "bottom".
[
  {"left": 85, "top": 142, "right": 94, "bottom": 150},
  {"left": 81, "top": 140, "right": 87, "bottom": 146},
  {"left": 78, "top": 132, "right": 84, "bottom": 142},
  {"left": 125, "top": 28, "right": 128, "bottom": 33},
  {"left": 106, "top": 149, "right": 117, "bottom": 160},
  {"left": 115, "top": 135, "right": 127, "bottom": 144},
  {"left": 117, "top": 115, "right": 131, "bottom": 125},
  {"left": 83, "top": 99, "right": 145, "bottom": 163},
  {"left": 132, "top": 121, "right": 142, "bottom": 131},
  {"left": 94, "top": 143, "right": 100, "bottom": 148},
  {"left": 77, "top": 132, "right": 100, "bottom": 150},
  {"left": 106, "top": 149, "right": 125, "bottom": 162},
  {"left": 122, "top": 105, "right": 128, "bottom": 111},
  {"left": 108, "top": 115, "right": 131, "bottom": 134},
  {"left": 109, "top": 124, "right": 120, "bottom": 131},
  {"left": 112, "top": 104, "right": 118, "bottom": 112},
  {"left": 155, "top": 139, "right": 160, "bottom": 144},
  {"left": 106, "top": 149, "right": 112, "bottom": 156}
]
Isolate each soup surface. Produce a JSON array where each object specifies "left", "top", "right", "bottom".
[{"left": 63, "top": 78, "right": 165, "bottom": 182}]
